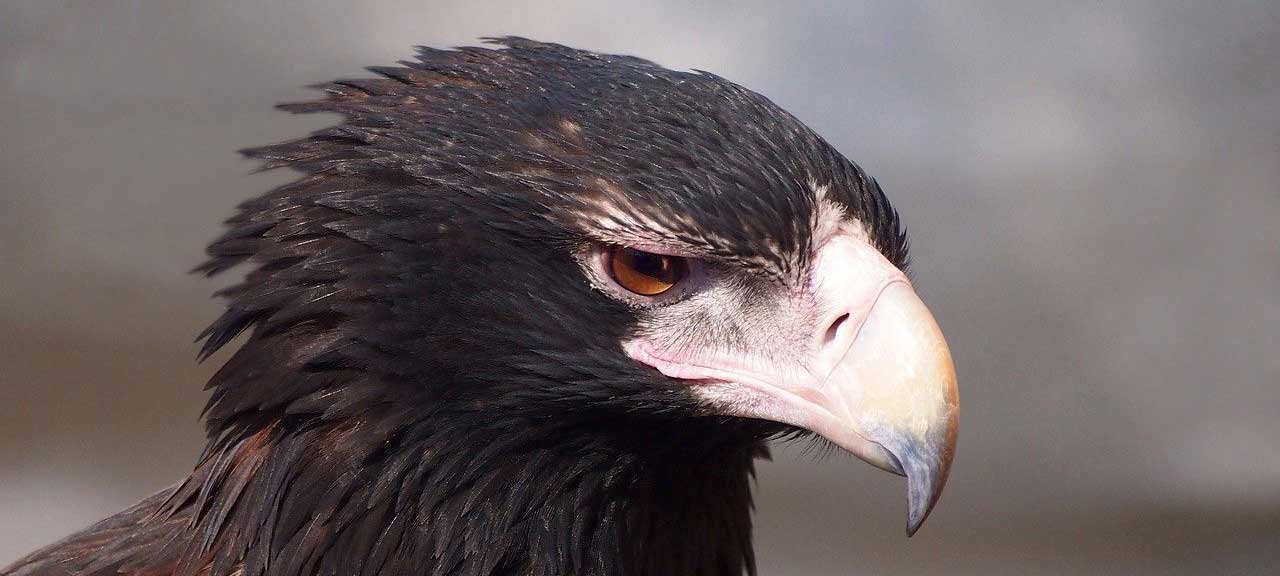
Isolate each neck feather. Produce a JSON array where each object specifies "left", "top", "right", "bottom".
[{"left": 140, "top": 412, "right": 763, "bottom": 576}]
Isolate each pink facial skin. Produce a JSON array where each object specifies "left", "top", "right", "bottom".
[{"left": 624, "top": 232, "right": 959, "bottom": 536}]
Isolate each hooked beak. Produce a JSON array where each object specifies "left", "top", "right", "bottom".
[{"left": 626, "top": 232, "right": 959, "bottom": 536}]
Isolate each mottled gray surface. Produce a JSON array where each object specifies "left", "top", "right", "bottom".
[{"left": 2, "top": 2, "right": 1277, "bottom": 574}]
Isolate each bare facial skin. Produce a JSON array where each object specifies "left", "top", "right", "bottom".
[{"left": 581, "top": 192, "right": 959, "bottom": 535}]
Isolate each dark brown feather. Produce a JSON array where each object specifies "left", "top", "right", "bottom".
[{"left": 4, "top": 37, "right": 907, "bottom": 576}]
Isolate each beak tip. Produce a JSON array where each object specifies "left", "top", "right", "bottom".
[
  {"left": 900, "top": 441, "right": 953, "bottom": 538},
  {"left": 904, "top": 497, "right": 930, "bottom": 537},
  {"left": 905, "top": 500, "right": 932, "bottom": 537}
]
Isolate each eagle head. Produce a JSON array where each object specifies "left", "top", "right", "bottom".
[{"left": 200, "top": 37, "right": 958, "bottom": 542}]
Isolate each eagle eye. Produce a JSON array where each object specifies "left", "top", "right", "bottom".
[{"left": 607, "top": 247, "right": 689, "bottom": 296}]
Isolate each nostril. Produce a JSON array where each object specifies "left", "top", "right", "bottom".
[{"left": 823, "top": 313, "right": 850, "bottom": 347}]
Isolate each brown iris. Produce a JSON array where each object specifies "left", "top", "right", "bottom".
[{"left": 608, "top": 247, "right": 689, "bottom": 296}]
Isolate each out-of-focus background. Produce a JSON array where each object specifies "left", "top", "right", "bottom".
[{"left": 2, "top": 2, "right": 1277, "bottom": 574}]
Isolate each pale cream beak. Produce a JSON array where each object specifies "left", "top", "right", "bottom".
[
  {"left": 809, "top": 278, "right": 959, "bottom": 535},
  {"left": 781, "top": 233, "right": 958, "bottom": 535}
]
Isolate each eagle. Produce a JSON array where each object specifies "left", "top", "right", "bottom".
[{"left": 3, "top": 38, "right": 958, "bottom": 576}]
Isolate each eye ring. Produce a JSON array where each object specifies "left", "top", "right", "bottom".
[{"left": 606, "top": 246, "right": 689, "bottom": 296}]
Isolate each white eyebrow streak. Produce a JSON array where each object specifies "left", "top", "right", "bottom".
[
  {"left": 571, "top": 194, "right": 711, "bottom": 256},
  {"left": 810, "top": 180, "right": 872, "bottom": 249},
  {"left": 570, "top": 180, "right": 781, "bottom": 270},
  {"left": 573, "top": 178, "right": 879, "bottom": 278}
]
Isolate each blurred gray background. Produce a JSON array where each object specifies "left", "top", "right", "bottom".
[{"left": 2, "top": 1, "right": 1277, "bottom": 574}]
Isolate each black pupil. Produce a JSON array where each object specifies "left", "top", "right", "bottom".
[{"left": 629, "top": 250, "right": 670, "bottom": 280}]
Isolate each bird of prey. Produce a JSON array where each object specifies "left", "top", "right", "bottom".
[{"left": 3, "top": 38, "right": 958, "bottom": 576}]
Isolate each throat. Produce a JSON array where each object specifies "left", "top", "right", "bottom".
[{"left": 157, "top": 417, "right": 765, "bottom": 576}]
